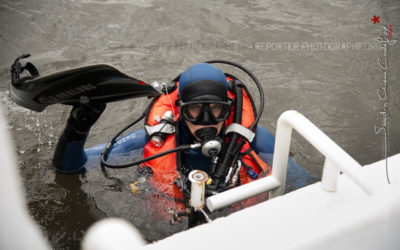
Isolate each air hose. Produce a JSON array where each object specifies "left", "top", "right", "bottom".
[
  {"left": 100, "top": 107, "right": 206, "bottom": 168},
  {"left": 213, "top": 80, "right": 243, "bottom": 182},
  {"left": 101, "top": 143, "right": 200, "bottom": 169},
  {"left": 100, "top": 112, "right": 203, "bottom": 169},
  {"left": 206, "top": 60, "right": 264, "bottom": 131},
  {"left": 205, "top": 60, "right": 265, "bottom": 190}
]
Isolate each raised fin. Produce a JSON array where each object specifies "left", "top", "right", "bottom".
[{"left": 10, "top": 61, "right": 161, "bottom": 112}]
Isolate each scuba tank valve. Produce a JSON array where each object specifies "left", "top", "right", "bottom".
[{"left": 145, "top": 110, "right": 175, "bottom": 147}]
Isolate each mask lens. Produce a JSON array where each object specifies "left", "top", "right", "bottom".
[
  {"left": 209, "top": 103, "right": 222, "bottom": 118},
  {"left": 186, "top": 103, "right": 203, "bottom": 119}
]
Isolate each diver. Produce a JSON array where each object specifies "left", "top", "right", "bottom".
[
  {"left": 136, "top": 62, "right": 274, "bottom": 220},
  {"left": 51, "top": 62, "right": 314, "bottom": 221},
  {"left": 9, "top": 55, "right": 315, "bottom": 224}
]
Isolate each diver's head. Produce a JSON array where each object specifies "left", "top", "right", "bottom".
[{"left": 176, "top": 63, "right": 232, "bottom": 140}]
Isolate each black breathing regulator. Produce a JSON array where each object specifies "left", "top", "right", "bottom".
[{"left": 195, "top": 127, "right": 222, "bottom": 157}]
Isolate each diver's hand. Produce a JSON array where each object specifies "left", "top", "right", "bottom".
[{"left": 67, "top": 103, "right": 106, "bottom": 133}]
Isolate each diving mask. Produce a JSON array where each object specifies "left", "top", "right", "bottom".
[{"left": 177, "top": 99, "right": 232, "bottom": 125}]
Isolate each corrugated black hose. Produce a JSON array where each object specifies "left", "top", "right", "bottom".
[{"left": 214, "top": 80, "right": 243, "bottom": 184}]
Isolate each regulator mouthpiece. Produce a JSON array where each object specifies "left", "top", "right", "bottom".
[
  {"left": 195, "top": 127, "right": 222, "bottom": 157},
  {"left": 195, "top": 127, "right": 217, "bottom": 141}
]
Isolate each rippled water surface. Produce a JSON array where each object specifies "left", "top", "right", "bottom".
[{"left": 1, "top": 0, "right": 399, "bottom": 249}]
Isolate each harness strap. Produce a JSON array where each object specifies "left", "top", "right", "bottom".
[
  {"left": 225, "top": 123, "right": 255, "bottom": 143},
  {"left": 240, "top": 145, "right": 271, "bottom": 177}
]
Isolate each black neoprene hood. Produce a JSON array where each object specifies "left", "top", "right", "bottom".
[
  {"left": 181, "top": 79, "right": 228, "bottom": 102},
  {"left": 178, "top": 63, "right": 229, "bottom": 102}
]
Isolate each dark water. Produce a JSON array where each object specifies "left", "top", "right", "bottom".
[{"left": 1, "top": 0, "right": 399, "bottom": 249}]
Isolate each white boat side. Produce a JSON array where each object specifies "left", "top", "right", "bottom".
[
  {"left": 141, "top": 154, "right": 400, "bottom": 250},
  {"left": 84, "top": 110, "right": 400, "bottom": 250},
  {"left": 0, "top": 106, "right": 51, "bottom": 250},
  {"left": 1, "top": 105, "right": 398, "bottom": 249}
]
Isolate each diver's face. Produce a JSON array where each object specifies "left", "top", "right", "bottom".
[{"left": 185, "top": 120, "right": 224, "bottom": 141}]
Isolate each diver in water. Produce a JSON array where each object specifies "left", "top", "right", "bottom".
[
  {"left": 50, "top": 62, "right": 314, "bottom": 222},
  {"left": 141, "top": 63, "right": 271, "bottom": 190},
  {"left": 138, "top": 63, "right": 273, "bottom": 219},
  {"left": 10, "top": 55, "right": 315, "bottom": 223}
]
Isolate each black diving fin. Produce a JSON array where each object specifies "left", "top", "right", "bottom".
[{"left": 10, "top": 54, "right": 161, "bottom": 112}]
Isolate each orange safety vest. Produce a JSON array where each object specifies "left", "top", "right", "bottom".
[{"left": 141, "top": 78, "right": 271, "bottom": 213}]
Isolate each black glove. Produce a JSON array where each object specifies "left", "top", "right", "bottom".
[{"left": 67, "top": 103, "right": 106, "bottom": 133}]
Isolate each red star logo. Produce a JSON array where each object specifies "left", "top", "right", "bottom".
[{"left": 371, "top": 15, "right": 380, "bottom": 24}]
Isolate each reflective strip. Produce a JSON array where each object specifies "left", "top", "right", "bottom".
[{"left": 225, "top": 123, "right": 255, "bottom": 142}]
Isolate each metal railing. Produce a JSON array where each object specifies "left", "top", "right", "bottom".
[{"left": 206, "top": 110, "right": 374, "bottom": 212}]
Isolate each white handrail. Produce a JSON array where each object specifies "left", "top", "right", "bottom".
[
  {"left": 270, "top": 110, "right": 374, "bottom": 197},
  {"left": 206, "top": 175, "right": 280, "bottom": 212},
  {"left": 206, "top": 110, "right": 374, "bottom": 212}
]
